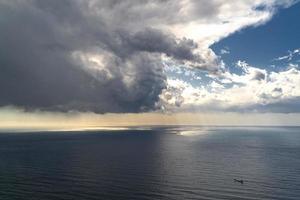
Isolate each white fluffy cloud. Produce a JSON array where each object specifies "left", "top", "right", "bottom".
[
  {"left": 274, "top": 48, "right": 300, "bottom": 61},
  {"left": 159, "top": 61, "right": 300, "bottom": 113}
]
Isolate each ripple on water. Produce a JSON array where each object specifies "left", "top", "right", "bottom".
[{"left": 0, "top": 127, "right": 299, "bottom": 200}]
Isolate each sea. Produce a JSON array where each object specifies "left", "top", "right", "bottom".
[{"left": 0, "top": 126, "right": 299, "bottom": 200}]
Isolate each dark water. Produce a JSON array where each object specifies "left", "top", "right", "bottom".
[{"left": 0, "top": 126, "right": 299, "bottom": 200}]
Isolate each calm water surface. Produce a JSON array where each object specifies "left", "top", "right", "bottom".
[{"left": 0, "top": 126, "right": 299, "bottom": 200}]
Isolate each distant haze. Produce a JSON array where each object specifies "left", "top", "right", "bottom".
[{"left": 0, "top": 107, "right": 299, "bottom": 130}]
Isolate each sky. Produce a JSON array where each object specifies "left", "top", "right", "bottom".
[{"left": 0, "top": 0, "right": 300, "bottom": 127}]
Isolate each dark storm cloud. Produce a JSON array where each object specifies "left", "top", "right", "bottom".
[
  {"left": 125, "top": 29, "right": 199, "bottom": 62},
  {"left": 0, "top": 0, "right": 204, "bottom": 113}
]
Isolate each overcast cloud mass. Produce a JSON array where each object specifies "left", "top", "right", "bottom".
[{"left": 0, "top": 0, "right": 299, "bottom": 113}]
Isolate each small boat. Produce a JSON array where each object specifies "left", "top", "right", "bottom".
[{"left": 234, "top": 179, "right": 244, "bottom": 184}]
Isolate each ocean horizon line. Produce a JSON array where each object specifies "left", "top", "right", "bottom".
[{"left": 0, "top": 125, "right": 299, "bottom": 133}]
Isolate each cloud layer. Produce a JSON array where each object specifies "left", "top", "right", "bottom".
[
  {"left": 0, "top": 0, "right": 298, "bottom": 113},
  {"left": 160, "top": 61, "right": 300, "bottom": 113}
]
